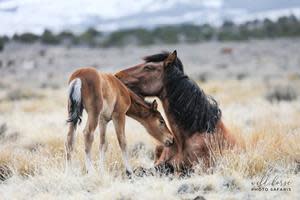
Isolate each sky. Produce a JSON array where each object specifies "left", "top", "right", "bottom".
[{"left": 0, "top": 0, "right": 299, "bottom": 35}]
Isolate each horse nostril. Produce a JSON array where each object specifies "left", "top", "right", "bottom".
[
  {"left": 165, "top": 138, "right": 174, "bottom": 147},
  {"left": 165, "top": 141, "right": 170, "bottom": 146}
]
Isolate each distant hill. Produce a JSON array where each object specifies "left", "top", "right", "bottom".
[
  {"left": 0, "top": 0, "right": 300, "bottom": 35},
  {"left": 1, "top": 15, "right": 299, "bottom": 51}
]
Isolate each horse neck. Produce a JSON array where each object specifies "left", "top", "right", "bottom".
[{"left": 126, "top": 91, "right": 150, "bottom": 125}]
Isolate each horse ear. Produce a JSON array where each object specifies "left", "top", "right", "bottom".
[
  {"left": 164, "top": 50, "right": 177, "bottom": 67},
  {"left": 151, "top": 100, "right": 158, "bottom": 111}
]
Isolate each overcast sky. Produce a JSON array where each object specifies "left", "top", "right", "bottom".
[{"left": 0, "top": 0, "right": 299, "bottom": 35}]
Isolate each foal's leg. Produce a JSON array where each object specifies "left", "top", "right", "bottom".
[
  {"left": 112, "top": 114, "right": 133, "bottom": 175},
  {"left": 83, "top": 112, "right": 98, "bottom": 173},
  {"left": 65, "top": 123, "right": 76, "bottom": 169},
  {"left": 99, "top": 116, "right": 108, "bottom": 173}
]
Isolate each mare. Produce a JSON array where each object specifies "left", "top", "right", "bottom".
[{"left": 115, "top": 51, "right": 236, "bottom": 172}]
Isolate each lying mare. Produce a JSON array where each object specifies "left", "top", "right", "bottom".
[
  {"left": 115, "top": 51, "right": 236, "bottom": 172},
  {"left": 66, "top": 67, "right": 174, "bottom": 174}
]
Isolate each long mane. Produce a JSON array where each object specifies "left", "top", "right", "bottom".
[
  {"left": 144, "top": 52, "right": 184, "bottom": 73},
  {"left": 144, "top": 52, "right": 221, "bottom": 135}
]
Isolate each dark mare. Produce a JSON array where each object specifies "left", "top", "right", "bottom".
[{"left": 115, "top": 51, "right": 236, "bottom": 172}]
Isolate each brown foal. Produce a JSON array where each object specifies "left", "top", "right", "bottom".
[{"left": 66, "top": 67, "right": 174, "bottom": 174}]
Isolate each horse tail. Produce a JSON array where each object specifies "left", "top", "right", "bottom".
[{"left": 67, "top": 78, "right": 83, "bottom": 128}]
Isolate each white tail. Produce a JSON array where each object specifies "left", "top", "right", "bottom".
[{"left": 67, "top": 78, "right": 83, "bottom": 126}]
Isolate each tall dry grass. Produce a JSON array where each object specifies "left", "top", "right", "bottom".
[{"left": 0, "top": 80, "right": 299, "bottom": 199}]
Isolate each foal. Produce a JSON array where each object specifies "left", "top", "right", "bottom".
[{"left": 66, "top": 67, "right": 174, "bottom": 174}]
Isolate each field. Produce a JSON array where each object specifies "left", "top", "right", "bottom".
[{"left": 0, "top": 39, "right": 299, "bottom": 199}]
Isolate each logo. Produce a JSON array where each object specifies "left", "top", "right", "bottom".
[{"left": 251, "top": 167, "right": 292, "bottom": 192}]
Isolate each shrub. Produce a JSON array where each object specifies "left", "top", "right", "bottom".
[
  {"left": 41, "top": 29, "right": 60, "bottom": 45},
  {"left": 5, "top": 88, "right": 44, "bottom": 101},
  {"left": 77, "top": 27, "right": 102, "bottom": 47},
  {"left": 102, "top": 29, "right": 132, "bottom": 47},
  {"left": 132, "top": 28, "right": 154, "bottom": 45},
  {"left": 0, "top": 36, "right": 9, "bottom": 51},
  {"left": 0, "top": 164, "right": 12, "bottom": 181},
  {"left": 13, "top": 33, "right": 39, "bottom": 43},
  {"left": 265, "top": 85, "right": 298, "bottom": 102},
  {"left": 57, "top": 31, "right": 75, "bottom": 40},
  {"left": 153, "top": 26, "right": 179, "bottom": 44},
  {"left": 0, "top": 40, "right": 3, "bottom": 52},
  {"left": 200, "top": 24, "right": 215, "bottom": 40},
  {"left": 179, "top": 24, "right": 201, "bottom": 43}
]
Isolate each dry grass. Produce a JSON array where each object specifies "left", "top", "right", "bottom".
[{"left": 0, "top": 79, "right": 299, "bottom": 200}]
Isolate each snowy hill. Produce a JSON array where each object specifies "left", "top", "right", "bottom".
[{"left": 0, "top": 0, "right": 300, "bottom": 35}]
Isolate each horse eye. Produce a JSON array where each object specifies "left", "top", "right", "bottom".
[
  {"left": 144, "top": 66, "right": 155, "bottom": 71},
  {"left": 159, "top": 119, "right": 165, "bottom": 124}
]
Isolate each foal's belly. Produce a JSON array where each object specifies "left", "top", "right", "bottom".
[{"left": 100, "top": 97, "right": 116, "bottom": 120}]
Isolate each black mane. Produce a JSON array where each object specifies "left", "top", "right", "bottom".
[
  {"left": 145, "top": 52, "right": 221, "bottom": 135},
  {"left": 144, "top": 52, "right": 184, "bottom": 73}
]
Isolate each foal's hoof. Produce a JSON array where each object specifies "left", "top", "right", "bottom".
[
  {"left": 155, "top": 163, "right": 175, "bottom": 176},
  {"left": 133, "top": 167, "right": 146, "bottom": 177},
  {"left": 178, "top": 167, "right": 194, "bottom": 178},
  {"left": 133, "top": 166, "right": 154, "bottom": 177},
  {"left": 126, "top": 170, "right": 133, "bottom": 178}
]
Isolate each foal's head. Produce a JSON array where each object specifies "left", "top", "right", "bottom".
[
  {"left": 115, "top": 50, "right": 179, "bottom": 97},
  {"left": 137, "top": 99, "right": 174, "bottom": 147}
]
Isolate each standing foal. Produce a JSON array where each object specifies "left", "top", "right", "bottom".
[{"left": 66, "top": 67, "right": 174, "bottom": 175}]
